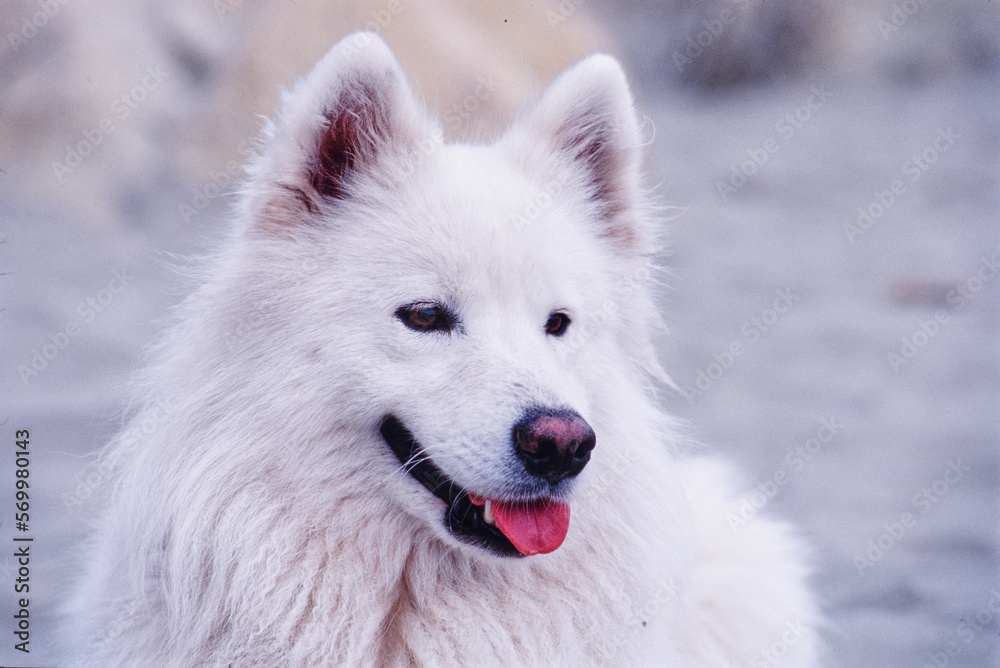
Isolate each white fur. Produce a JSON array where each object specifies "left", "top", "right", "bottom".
[{"left": 62, "top": 33, "right": 819, "bottom": 667}]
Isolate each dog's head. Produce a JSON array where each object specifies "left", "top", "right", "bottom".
[{"left": 234, "top": 32, "right": 665, "bottom": 559}]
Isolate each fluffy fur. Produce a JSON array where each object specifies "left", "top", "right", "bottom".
[{"left": 63, "top": 32, "right": 819, "bottom": 667}]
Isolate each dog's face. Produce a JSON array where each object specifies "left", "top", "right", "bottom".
[{"left": 241, "top": 33, "right": 657, "bottom": 558}]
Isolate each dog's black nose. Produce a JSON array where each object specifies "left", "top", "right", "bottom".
[{"left": 513, "top": 408, "right": 596, "bottom": 484}]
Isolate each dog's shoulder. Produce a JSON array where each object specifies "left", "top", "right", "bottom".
[{"left": 675, "top": 456, "right": 821, "bottom": 667}]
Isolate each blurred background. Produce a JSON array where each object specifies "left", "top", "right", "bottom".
[{"left": 1, "top": 0, "right": 997, "bottom": 665}]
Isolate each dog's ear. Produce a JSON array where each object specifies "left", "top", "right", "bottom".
[
  {"left": 249, "top": 32, "right": 435, "bottom": 227},
  {"left": 504, "top": 55, "right": 647, "bottom": 252}
]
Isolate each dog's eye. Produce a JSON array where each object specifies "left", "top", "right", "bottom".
[
  {"left": 397, "top": 304, "right": 453, "bottom": 333},
  {"left": 545, "top": 311, "right": 570, "bottom": 337}
]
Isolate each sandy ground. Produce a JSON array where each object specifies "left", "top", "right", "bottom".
[{"left": 1, "top": 7, "right": 998, "bottom": 668}]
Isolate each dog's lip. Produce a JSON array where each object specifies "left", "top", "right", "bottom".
[{"left": 379, "top": 414, "right": 528, "bottom": 558}]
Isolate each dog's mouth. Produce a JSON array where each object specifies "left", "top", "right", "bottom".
[{"left": 379, "top": 415, "right": 571, "bottom": 558}]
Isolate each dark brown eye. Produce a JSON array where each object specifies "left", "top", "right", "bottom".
[
  {"left": 545, "top": 311, "right": 570, "bottom": 337},
  {"left": 397, "top": 304, "right": 454, "bottom": 332}
]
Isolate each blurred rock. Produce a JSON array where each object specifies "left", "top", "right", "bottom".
[
  {"left": 593, "top": 0, "right": 1000, "bottom": 90},
  {"left": 1, "top": 0, "right": 997, "bottom": 230},
  {"left": 0, "top": 0, "right": 608, "bottom": 229}
]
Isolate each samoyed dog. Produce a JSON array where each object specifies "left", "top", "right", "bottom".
[{"left": 64, "top": 32, "right": 818, "bottom": 667}]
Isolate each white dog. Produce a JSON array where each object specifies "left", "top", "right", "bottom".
[{"left": 63, "top": 32, "right": 819, "bottom": 667}]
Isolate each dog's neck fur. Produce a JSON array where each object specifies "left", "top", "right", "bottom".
[{"left": 78, "top": 388, "right": 689, "bottom": 667}]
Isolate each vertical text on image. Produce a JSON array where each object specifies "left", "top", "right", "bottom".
[{"left": 13, "top": 429, "right": 33, "bottom": 654}]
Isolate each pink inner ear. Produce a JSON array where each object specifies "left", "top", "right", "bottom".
[
  {"left": 564, "top": 119, "right": 620, "bottom": 213},
  {"left": 311, "top": 79, "right": 391, "bottom": 201},
  {"left": 551, "top": 97, "right": 641, "bottom": 250}
]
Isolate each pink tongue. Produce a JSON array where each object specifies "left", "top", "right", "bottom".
[{"left": 471, "top": 495, "right": 570, "bottom": 555}]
